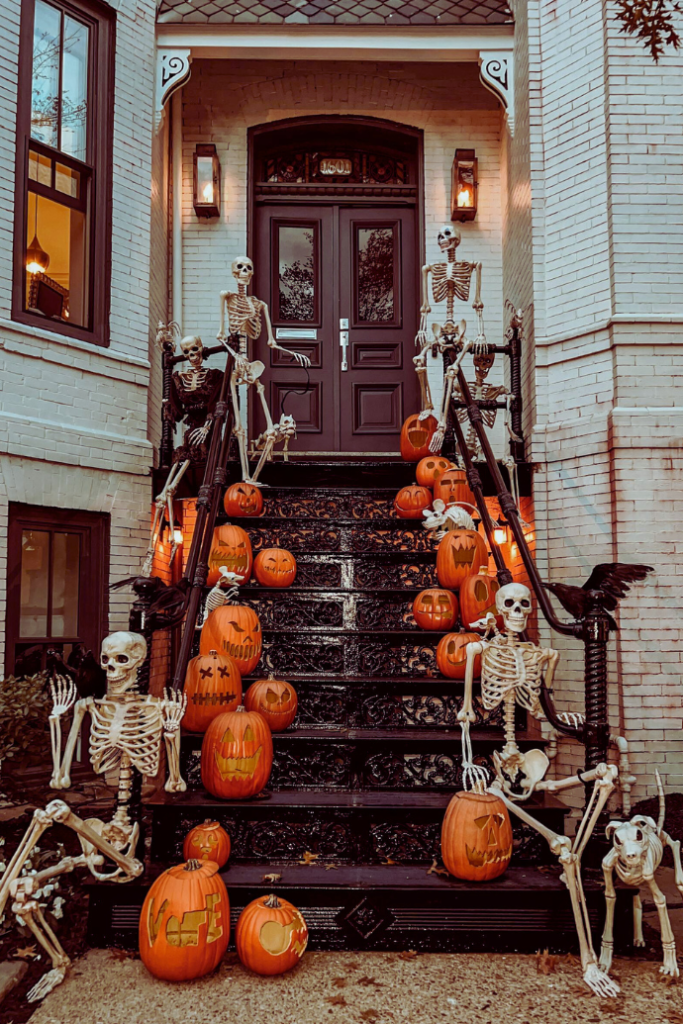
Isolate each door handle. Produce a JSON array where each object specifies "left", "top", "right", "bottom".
[{"left": 339, "top": 320, "right": 349, "bottom": 371}]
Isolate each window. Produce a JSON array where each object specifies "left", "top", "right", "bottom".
[
  {"left": 6, "top": 504, "right": 109, "bottom": 676},
  {"left": 13, "top": 0, "right": 114, "bottom": 343}
]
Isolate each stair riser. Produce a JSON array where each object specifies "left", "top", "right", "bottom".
[{"left": 219, "top": 520, "right": 439, "bottom": 555}]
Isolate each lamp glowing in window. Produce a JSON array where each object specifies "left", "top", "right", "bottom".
[
  {"left": 26, "top": 198, "right": 50, "bottom": 274},
  {"left": 173, "top": 529, "right": 184, "bottom": 546},
  {"left": 493, "top": 526, "right": 507, "bottom": 546},
  {"left": 193, "top": 144, "right": 220, "bottom": 218},
  {"left": 451, "top": 149, "right": 478, "bottom": 222}
]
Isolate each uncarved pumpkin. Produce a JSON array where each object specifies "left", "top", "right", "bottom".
[
  {"left": 139, "top": 859, "right": 230, "bottom": 981},
  {"left": 200, "top": 605, "right": 262, "bottom": 676},
  {"left": 393, "top": 485, "right": 432, "bottom": 520},
  {"left": 235, "top": 894, "right": 308, "bottom": 976},
  {"left": 201, "top": 705, "right": 273, "bottom": 800},
  {"left": 207, "top": 524, "right": 252, "bottom": 586},
  {"left": 415, "top": 456, "right": 454, "bottom": 489},
  {"left": 412, "top": 588, "right": 458, "bottom": 631},
  {"left": 400, "top": 414, "right": 439, "bottom": 461},
  {"left": 182, "top": 650, "right": 242, "bottom": 733},
  {"left": 436, "top": 631, "right": 482, "bottom": 679},
  {"left": 459, "top": 568, "right": 503, "bottom": 631},
  {"left": 224, "top": 482, "right": 264, "bottom": 518},
  {"left": 254, "top": 548, "right": 297, "bottom": 588},
  {"left": 436, "top": 529, "right": 488, "bottom": 589},
  {"left": 245, "top": 677, "right": 298, "bottom": 732},
  {"left": 441, "top": 791, "right": 513, "bottom": 881},
  {"left": 433, "top": 468, "right": 476, "bottom": 509},
  {"left": 183, "top": 820, "right": 231, "bottom": 868}
]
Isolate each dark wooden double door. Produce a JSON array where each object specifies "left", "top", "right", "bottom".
[{"left": 254, "top": 204, "right": 419, "bottom": 454}]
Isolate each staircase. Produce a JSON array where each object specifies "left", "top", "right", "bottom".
[{"left": 88, "top": 462, "right": 628, "bottom": 952}]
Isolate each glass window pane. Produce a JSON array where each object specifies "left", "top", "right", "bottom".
[
  {"left": 51, "top": 532, "right": 80, "bottom": 637},
  {"left": 19, "top": 530, "right": 50, "bottom": 638},
  {"left": 26, "top": 192, "right": 89, "bottom": 327},
  {"left": 28, "top": 150, "right": 52, "bottom": 186},
  {"left": 357, "top": 226, "right": 395, "bottom": 323},
  {"left": 55, "top": 162, "right": 80, "bottom": 198},
  {"left": 278, "top": 225, "right": 316, "bottom": 323},
  {"left": 31, "top": 0, "right": 61, "bottom": 150},
  {"left": 61, "top": 15, "right": 89, "bottom": 160}
]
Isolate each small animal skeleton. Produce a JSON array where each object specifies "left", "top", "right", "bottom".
[
  {"left": 199, "top": 566, "right": 241, "bottom": 626},
  {"left": 217, "top": 257, "right": 310, "bottom": 485},
  {"left": 0, "top": 632, "right": 187, "bottom": 1001}
]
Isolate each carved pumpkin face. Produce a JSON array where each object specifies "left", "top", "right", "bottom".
[
  {"left": 433, "top": 468, "right": 475, "bottom": 508},
  {"left": 182, "top": 650, "right": 242, "bottom": 733},
  {"left": 244, "top": 677, "right": 298, "bottom": 732},
  {"left": 183, "top": 820, "right": 231, "bottom": 868},
  {"left": 436, "top": 529, "right": 488, "bottom": 589},
  {"left": 235, "top": 894, "right": 308, "bottom": 976},
  {"left": 254, "top": 548, "right": 297, "bottom": 588},
  {"left": 138, "top": 860, "right": 230, "bottom": 981},
  {"left": 200, "top": 605, "right": 262, "bottom": 675},
  {"left": 201, "top": 705, "right": 273, "bottom": 800},
  {"left": 400, "top": 414, "right": 438, "bottom": 461},
  {"left": 415, "top": 457, "right": 453, "bottom": 489},
  {"left": 393, "top": 485, "right": 432, "bottom": 520},
  {"left": 224, "top": 482, "right": 264, "bottom": 518},
  {"left": 412, "top": 588, "right": 458, "bottom": 631},
  {"left": 441, "top": 791, "right": 513, "bottom": 881},
  {"left": 436, "top": 631, "right": 481, "bottom": 679},
  {"left": 207, "top": 524, "right": 252, "bottom": 586},
  {"left": 459, "top": 569, "right": 503, "bottom": 630}
]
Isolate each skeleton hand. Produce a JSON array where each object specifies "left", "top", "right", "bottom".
[
  {"left": 50, "top": 676, "right": 77, "bottom": 719},
  {"left": 162, "top": 688, "right": 187, "bottom": 735},
  {"left": 188, "top": 423, "right": 210, "bottom": 445},
  {"left": 268, "top": 341, "right": 311, "bottom": 368}
]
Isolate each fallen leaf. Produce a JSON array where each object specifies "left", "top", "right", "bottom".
[
  {"left": 427, "top": 859, "right": 449, "bottom": 877},
  {"left": 360, "top": 1011, "right": 380, "bottom": 1022},
  {"left": 382, "top": 858, "right": 397, "bottom": 865},
  {"left": 299, "top": 851, "right": 320, "bottom": 866},
  {"left": 535, "top": 948, "right": 557, "bottom": 975},
  {"left": 14, "top": 944, "right": 38, "bottom": 959},
  {"left": 262, "top": 873, "right": 282, "bottom": 883},
  {"left": 399, "top": 949, "right": 418, "bottom": 961},
  {"left": 326, "top": 995, "right": 348, "bottom": 1006},
  {"left": 357, "top": 975, "right": 382, "bottom": 988},
  {"left": 109, "top": 948, "right": 137, "bottom": 962},
  {"left": 332, "top": 977, "right": 347, "bottom": 988},
  {"left": 324, "top": 863, "right": 338, "bottom": 871}
]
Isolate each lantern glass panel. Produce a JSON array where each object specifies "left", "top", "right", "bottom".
[
  {"left": 196, "top": 155, "right": 215, "bottom": 206},
  {"left": 456, "top": 159, "right": 475, "bottom": 209}
]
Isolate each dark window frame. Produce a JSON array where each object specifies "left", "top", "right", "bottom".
[{"left": 12, "top": 0, "right": 115, "bottom": 346}]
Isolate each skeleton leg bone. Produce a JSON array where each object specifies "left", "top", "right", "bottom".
[
  {"left": 21, "top": 903, "right": 71, "bottom": 1001},
  {"left": 647, "top": 875, "right": 680, "bottom": 976},
  {"left": 230, "top": 370, "right": 250, "bottom": 483},
  {"left": 633, "top": 891, "right": 645, "bottom": 947},
  {"left": 0, "top": 811, "right": 55, "bottom": 919}
]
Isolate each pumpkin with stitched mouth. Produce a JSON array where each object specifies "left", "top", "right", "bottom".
[
  {"left": 224, "top": 482, "right": 264, "bottom": 518},
  {"left": 400, "top": 414, "right": 439, "bottom": 461},
  {"left": 235, "top": 894, "right": 308, "bottom": 976},
  {"left": 441, "top": 790, "right": 513, "bottom": 881},
  {"left": 436, "top": 631, "right": 481, "bottom": 679},
  {"left": 415, "top": 456, "right": 454, "bottom": 489},
  {"left": 436, "top": 528, "right": 488, "bottom": 589},
  {"left": 412, "top": 588, "right": 458, "bottom": 631},
  {"left": 207, "top": 524, "right": 253, "bottom": 586},
  {"left": 200, "top": 605, "right": 262, "bottom": 676},
  {"left": 182, "top": 650, "right": 242, "bottom": 733},
  {"left": 201, "top": 705, "right": 273, "bottom": 800},
  {"left": 254, "top": 547, "right": 297, "bottom": 588},
  {"left": 244, "top": 676, "right": 298, "bottom": 732}
]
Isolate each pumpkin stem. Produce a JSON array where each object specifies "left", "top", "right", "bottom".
[
  {"left": 209, "top": 649, "right": 218, "bottom": 656},
  {"left": 203, "top": 818, "right": 215, "bottom": 825},
  {"left": 264, "top": 894, "right": 281, "bottom": 908},
  {"left": 236, "top": 705, "right": 246, "bottom": 713},
  {"left": 185, "top": 859, "right": 203, "bottom": 871}
]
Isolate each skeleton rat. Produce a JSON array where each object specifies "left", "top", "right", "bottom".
[{"left": 0, "top": 631, "right": 187, "bottom": 1001}]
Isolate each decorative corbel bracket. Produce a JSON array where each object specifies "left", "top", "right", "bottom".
[
  {"left": 479, "top": 52, "right": 515, "bottom": 137},
  {"left": 156, "top": 48, "right": 192, "bottom": 131}
]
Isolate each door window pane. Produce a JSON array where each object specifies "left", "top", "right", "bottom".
[
  {"left": 26, "top": 191, "right": 89, "bottom": 326},
  {"left": 356, "top": 226, "right": 395, "bottom": 323},
  {"left": 278, "top": 224, "right": 316, "bottom": 322},
  {"left": 31, "top": 0, "right": 61, "bottom": 150},
  {"left": 61, "top": 15, "right": 89, "bottom": 160},
  {"left": 19, "top": 530, "right": 50, "bottom": 637},
  {"left": 51, "top": 532, "right": 80, "bottom": 636}
]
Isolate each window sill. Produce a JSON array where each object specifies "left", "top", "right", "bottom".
[{"left": 0, "top": 315, "right": 151, "bottom": 370}]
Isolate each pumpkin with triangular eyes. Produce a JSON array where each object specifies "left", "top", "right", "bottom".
[
  {"left": 236, "top": 894, "right": 308, "bottom": 976},
  {"left": 201, "top": 705, "right": 273, "bottom": 799},
  {"left": 254, "top": 548, "right": 297, "bottom": 588},
  {"left": 400, "top": 413, "right": 439, "bottom": 461},
  {"left": 200, "top": 605, "right": 262, "bottom": 675},
  {"left": 436, "top": 528, "right": 488, "bottom": 589},
  {"left": 244, "top": 677, "right": 298, "bottom": 732},
  {"left": 412, "top": 588, "right": 458, "bottom": 631},
  {"left": 207, "top": 524, "right": 252, "bottom": 586},
  {"left": 224, "top": 482, "right": 264, "bottom": 518},
  {"left": 415, "top": 456, "right": 454, "bottom": 489},
  {"left": 441, "top": 790, "right": 513, "bottom": 881}
]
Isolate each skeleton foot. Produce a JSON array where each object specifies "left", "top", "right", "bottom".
[
  {"left": 660, "top": 942, "right": 679, "bottom": 977},
  {"left": 27, "top": 966, "right": 69, "bottom": 1002},
  {"left": 583, "top": 963, "right": 620, "bottom": 998}
]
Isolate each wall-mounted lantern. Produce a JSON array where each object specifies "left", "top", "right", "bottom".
[
  {"left": 193, "top": 144, "right": 221, "bottom": 218},
  {"left": 451, "top": 149, "right": 478, "bottom": 222}
]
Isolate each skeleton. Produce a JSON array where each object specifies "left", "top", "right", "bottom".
[
  {"left": 250, "top": 413, "right": 298, "bottom": 480},
  {"left": 217, "top": 257, "right": 310, "bottom": 485},
  {"left": 454, "top": 350, "right": 508, "bottom": 459},
  {"left": 0, "top": 632, "right": 187, "bottom": 1001},
  {"left": 600, "top": 771, "right": 683, "bottom": 980},
  {"left": 199, "top": 566, "right": 241, "bottom": 626}
]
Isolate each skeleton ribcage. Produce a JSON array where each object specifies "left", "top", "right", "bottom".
[
  {"left": 227, "top": 295, "right": 263, "bottom": 340},
  {"left": 431, "top": 262, "right": 473, "bottom": 304},
  {"left": 89, "top": 700, "right": 164, "bottom": 778},
  {"left": 480, "top": 644, "right": 545, "bottom": 718}
]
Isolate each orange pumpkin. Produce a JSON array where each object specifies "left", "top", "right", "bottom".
[
  {"left": 400, "top": 414, "right": 439, "bottom": 461},
  {"left": 459, "top": 568, "right": 503, "bottom": 631},
  {"left": 412, "top": 588, "right": 458, "bottom": 631},
  {"left": 245, "top": 677, "right": 298, "bottom": 732},
  {"left": 393, "top": 485, "right": 432, "bottom": 520},
  {"left": 201, "top": 705, "right": 273, "bottom": 800},
  {"left": 183, "top": 820, "right": 231, "bottom": 868},
  {"left": 200, "top": 605, "right": 262, "bottom": 676},
  {"left": 441, "top": 791, "right": 513, "bottom": 881},
  {"left": 139, "top": 860, "right": 230, "bottom": 981},
  {"left": 436, "top": 528, "right": 488, "bottom": 589},
  {"left": 207, "top": 524, "right": 252, "bottom": 586},
  {"left": 182, "top": 650, "right": 242, "bottom": 733},
  {"left": 433, "top": 468, "right": 476, "bottom": 509},
  {"left": 415, "top": 456, "right": 454, "bottom": 489},
  {"left": 224, "top": 482, "right": 264, "bottom": 518},
  {"left": 235, "top": 894, "right": 308, "bottom": 976},
  {"left": 254, "top": 548, "right": 297, "bottom": 588},
  {"left": 436, "top": 631, "right": 481, "bottom": 679}
]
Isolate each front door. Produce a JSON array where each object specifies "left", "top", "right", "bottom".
[{"left": 253, "top": 204, "right": 419, "bottom": 454}]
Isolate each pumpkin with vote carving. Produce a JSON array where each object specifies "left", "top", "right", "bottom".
[
  {"left": 254, "top": 547, "right": 297, "bottom": 588},
  {"left": 201, "top": 705, "right": 273, "bottom": 800},
  {"left": 436, "top": 528, "right": 488, "bottom": 589},
  {"left": 200, "top": 605, "right": 262, "bottom": 676},
  {"left": 183, "top": 820, "right": 231, "bottom": 868},
  {"left": 415, "top": 456, "right": 453, "bottom": 489},
  {"left": 182, "top": 650, "right": 242, "bottom": 733},
  {"left": 412, "top": 588, "right": 458, "bottom": 631},
  {"left": 223, "top": 481, "right": 264, "bottom": 518},
  {"left": 139, "top": 859, "right": 230, "bottom": 981},
  {"left": 235, "top": 894, "right": 308, "bottom": 976},
  {"left": 400, "top": 413, "right": 439, "bottom": 461},
  {"left": 436, "top": 631, "right": 481, "bottom": 679},
  {"left": 441, "top": 790, "right": 513, "bottom": 881},
  {"left": 207, "top": 524, "right": 252, "bottom": 586},
  {"left": 244, "top": 677, "right": 298, "bottom": 732}
]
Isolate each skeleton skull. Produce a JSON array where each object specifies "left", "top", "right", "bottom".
[
  {"left": 438, "top": 224, "right": 461, "bottom": 252},
  {"left": 232, "top": 256, "right": 254, "bottom": 285},
  {"left": 180, "top": 336, "right": 204, "bottom": 369},
  {"left": 495, "top": 583, "right": 532, "bottom": 634},
  {"left": 100, "top": 632, "right": 148, "bottom": 694}
]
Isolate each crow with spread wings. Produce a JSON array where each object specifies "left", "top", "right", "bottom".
[{"left": 543, "top": 562, "right": 654, "bottom": 632}]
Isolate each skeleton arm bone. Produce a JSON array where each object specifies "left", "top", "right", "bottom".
[
  {"left": 50, "top": 697, "right": 91, "bottom": 789},
  {"left": 49, "top": 677, "right": 76, "bottom": 783},
  {"left": 420, "top": 264, "right": 432, "bottom": 315},
  {"left": 263, "top": 302, "right": 311, "bottom": 368},
  {"left": 162, "top": 689, "right": 187, "bottom": 793},
  {"left": 218, "top": 290, "right": 232, "bottom": 339},
  {"left": 458, "top": 640, "right": 484, "bottom": 722},
  {"left": 473, "top": 262, "right": 483, "bottom": 311}
]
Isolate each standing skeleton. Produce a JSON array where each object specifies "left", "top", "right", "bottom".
[
  {"left": 0, "top": 632, "right": 187, "bottom": 1001},
  {"left": 217, "top": 257, "right": 310, "bottom": 484}
]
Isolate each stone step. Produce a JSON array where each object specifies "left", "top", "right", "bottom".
[{"left": 216, "top": 516, "right": 441, "bottom": 555}]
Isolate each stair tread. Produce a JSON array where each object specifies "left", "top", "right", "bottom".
[{"left": 181, "top": 727, "right": 543, "bottom": 744}]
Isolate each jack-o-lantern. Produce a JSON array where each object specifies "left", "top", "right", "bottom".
[
  {"left": 254, "top": 548, "right": 297, "bottom": 588},
  {"left": 433, "top": 468, "right": 476, "bottom": 509},
  {"left": 415, "top": 456, "right": 454, "bottom": 489},
  {"left": 182, "top": 650, "right": 242, "bottom": 733},
  {"left": 436, "top": 529, "right": 488, "bottom": 589},
  {"left": 200, "top": 605, "right": 262, "bottom": 676},
  {"left": 412, "top": 588, "right": 458, "bottom": 631},
  {"left": 201, "top": 705, "right": 273, "bottom": 800},
  {"left": 245, "top": 677, "right": 298, "bottom": 732},
  {"left": 139, "top": 860, "right": 230, "bottom": 981},
  {"left": 459, "top": 568, "right": 503, "bottom": 631},
  {"left": 400, "top": 414, "right": 439, "bottom": 461},
  {"left": 436, "top": 631, "right": 481, "bottom": 679},
  {"left": 235, "top": 894, "right": 308, "bottom": 976},
  {"left": 183, "top": 820, "right": 231, "bottom": 868},
  {"left": 393, "top": 485, "right": 432, "bottom": 520},
  {"left": 207, "top": 524, "right": 252, "bottom": 586},
  {"left": 224, "top": 482, "right": 264, "bottom": 518},
  {"left": 441, "top": 791, "right": 513, "bottom": 881}
]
